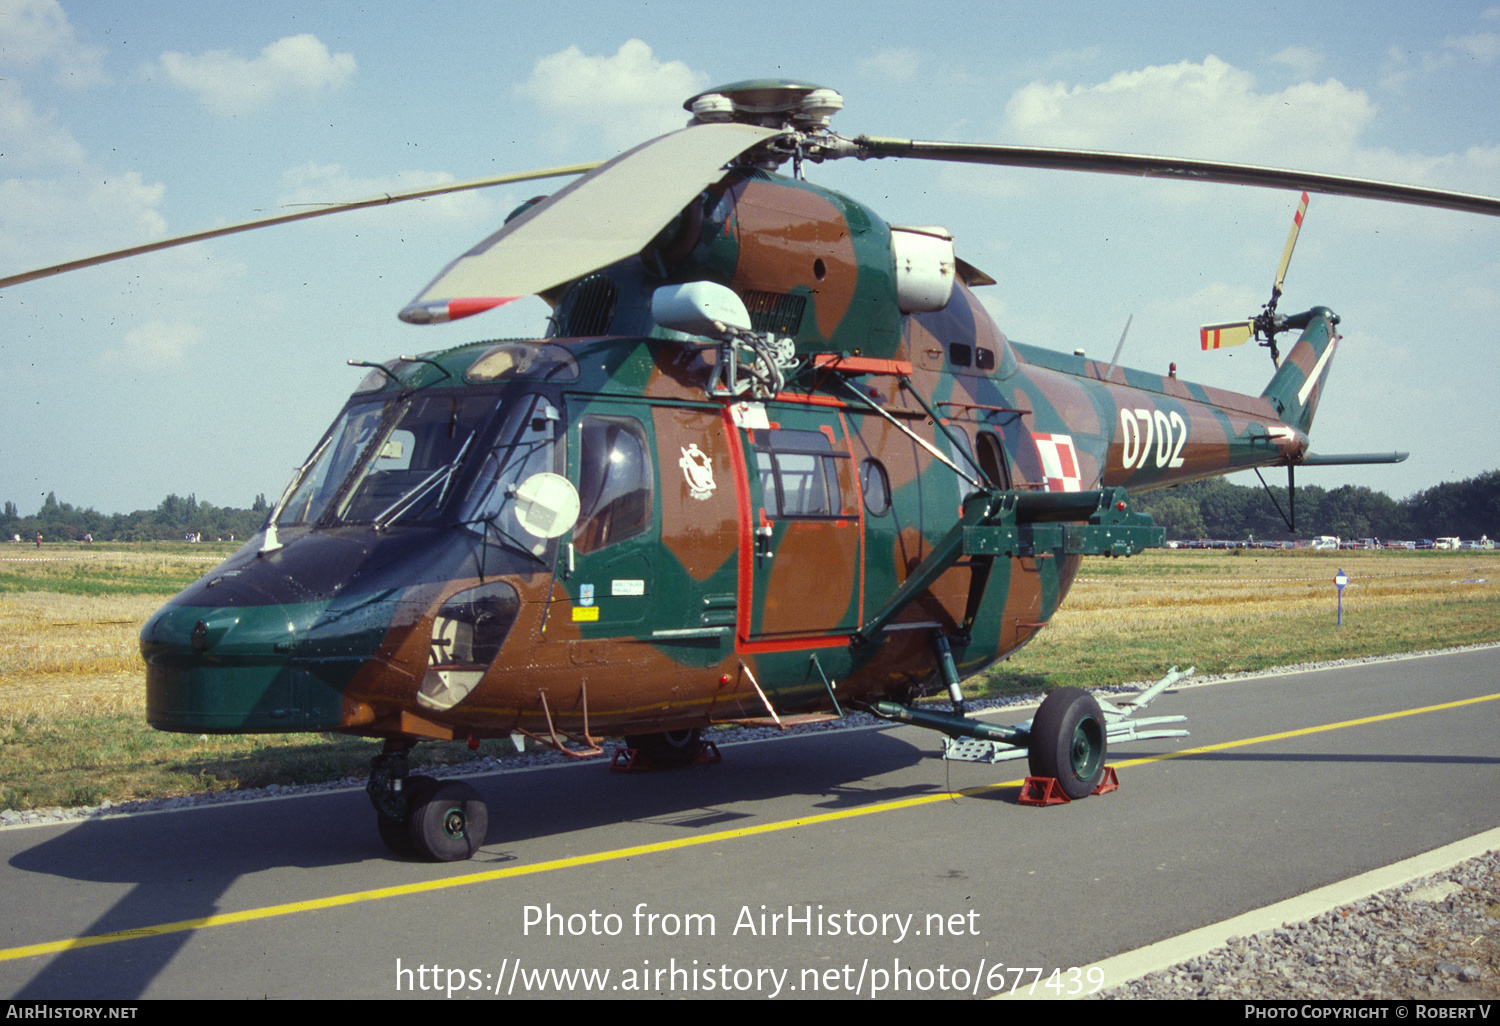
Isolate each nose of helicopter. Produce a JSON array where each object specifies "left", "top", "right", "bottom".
[
  {"left": 140, "top": 529, "right": 405, "bottom": 733},
  {"left": 142, "top": 594, "right": 355, "bottom": 732}
]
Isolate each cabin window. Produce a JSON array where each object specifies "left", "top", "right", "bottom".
[
  {"left": 753, "top": 428, "right": 848, "bottom": 519},
  {"left": 976, "top": 431, "right": 1012, "bottom": 490},
  {"left": 860, "top": 458, "right": 891, "bottom": 516},
  {"left": 574, "top": 415, "right": 652, "bottom": 553},
  {"left": 944, "top": 426, "right": 985, "bottom": 505}
]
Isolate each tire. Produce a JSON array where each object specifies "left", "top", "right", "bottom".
[
  {"left": 377, "top": 811, "right": 417, "bottom": 857},
  {"left": 623, "top": 728, "right": 703, "bottom": 769},
  {"left": 1027, "top": 687, "right": 1107, "bottom": 800},
  {"left": 408, "top": 780, "right": 488, "bottom": 862},
  {"left": 374, "top": 774, "right": 435, "bottom": 858}
]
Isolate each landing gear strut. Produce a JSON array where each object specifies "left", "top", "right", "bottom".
[
  {"left": 620, "top": 728, "right": 705, "bottom": 769},
  {"left": 368, "top": 740, "right": 489, "bottom": 861}
]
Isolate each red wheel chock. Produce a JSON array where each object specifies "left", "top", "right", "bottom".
[
  {"left": 1093, "top": 766, "right": 1120, "bottom": 795},
  {"left": 610, "top": 740, "right": 721, "bottom": 772},
  {"left": 1018, "top": 766, "right": 1119, "bottom": 805}
]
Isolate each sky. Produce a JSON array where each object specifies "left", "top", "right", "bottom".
[{"left": 2, "top": 0, "right": 1497, "bottom": 517}]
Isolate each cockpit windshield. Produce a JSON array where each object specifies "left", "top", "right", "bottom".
[{"left": 275, "top": 391, "right": 501, "bottom": 527}]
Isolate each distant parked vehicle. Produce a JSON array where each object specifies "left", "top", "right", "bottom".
[
  {"left": 1311, "top": 536, "right": 1340, "bottom": 551},
  {"left": 1435, "top": 537, "right": 1461, "bottom": 550}
]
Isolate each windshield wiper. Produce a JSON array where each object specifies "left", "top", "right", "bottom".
[{"left": 371, "top": 432, "right": 475, "bottom": 531}]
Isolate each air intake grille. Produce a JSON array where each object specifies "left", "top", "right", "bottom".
[
  {"left": 556, "top": 275, "right": 619, "bottom": 337},
  {"left": 742, "top": 290, "right": 806, "bottom": 337}
]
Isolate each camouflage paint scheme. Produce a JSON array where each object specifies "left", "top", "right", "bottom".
[{"left": 141, "top": 166, "right": 1336, "bottom": 750}]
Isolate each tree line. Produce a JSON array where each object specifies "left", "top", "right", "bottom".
[
  {"left": 1133, "top": 469, "right": 1500, "bottom": 542},
  {"left": 3, "top": 492, "right": 270, "bottom": 544},
  {"left": 4, "top": 467, "right": 1497, "bottom": 546}
]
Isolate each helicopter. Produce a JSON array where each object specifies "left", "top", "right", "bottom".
[{"left": 7, "top": 79, "right": 1499, "bottom": 862}]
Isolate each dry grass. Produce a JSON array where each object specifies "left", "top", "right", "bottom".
[
  {"left": 0, "top": 594, "right": 157, "bottom": 685},
  {"left": 984, "top": 548, "right": 1500, "bottom": 693},
  {"left": 1, "top": 544, "right": 1498, "bottom": 809}
]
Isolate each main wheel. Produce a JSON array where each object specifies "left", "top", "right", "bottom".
[
  {"left": 407, "top": 781, "right": 488, "bottom": 861},
  {"left": 1027, "top": 687, "right": 1107, "bottom": 800},
  {"left": 623, "top": 728, "right": 703, "bottom": 769}
]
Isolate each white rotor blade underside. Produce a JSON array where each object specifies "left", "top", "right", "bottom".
[{"left": 399, "top": 121, "right": 781, "bottom": 324}]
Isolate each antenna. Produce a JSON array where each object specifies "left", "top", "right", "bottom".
[{"left": 1102, "top": 314, "right": 1133, "bottom": 384}]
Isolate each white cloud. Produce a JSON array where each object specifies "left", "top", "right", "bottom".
[
  {"left": 0, "top": 77, "right": 86, "bottom": 168},
  {"left": 101, "top": 319, "right": 204, "bottom": 368},
  {"left": 516, "top": 39, "right": 706, "bottom": 149},
  {"left": 1446, "top": 31, "right": 1500, "bottom": 62},
  {"left": 1270, "top": 45, "right": 1323, "bottom": 79},
  {"left": 860, "top": 47, "right": 922, "bottom": 83},
  {"left": 275, "top": 161, "right": 495, "bottom": 226},
  {"left": 0, "top": 0, "right": 106, "bottom": 86},
  {"left": 0, "top": 80, "right": 168, "bottom": 270},
  {"left": 157, "top": 34, "right": 355, "bottom": 116},
  {"left": 1002, "top": 56, "right": 1375, "bottom": 165}
]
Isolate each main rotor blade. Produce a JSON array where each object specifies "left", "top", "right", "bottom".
[
  {"left": 0, "top": 163, "right": 602, "bottom": 292},
  {"left": 399, "top": 121, "right": 781, "bottom": 324},
  {"left": 854, "top": 137, "right": 1500, "bottom": 218},
  {"left": 7, "top": 162, "right": 603, "bottom": 292}
]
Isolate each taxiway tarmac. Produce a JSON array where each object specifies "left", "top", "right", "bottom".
[{"left": 2, "top": 646, "right": 1497, "bottom": 999}]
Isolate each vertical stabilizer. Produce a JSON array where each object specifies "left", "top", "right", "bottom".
[{"left": 1260, "top": 306, "right": 1340, "bottom": 435}]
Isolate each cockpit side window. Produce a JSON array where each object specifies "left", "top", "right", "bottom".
[
  {"left": 574, "top": 415, "right": 652, "bottom": 553},
  {"left": 453, "top": 392, "right": 565, "bottom": 555}
]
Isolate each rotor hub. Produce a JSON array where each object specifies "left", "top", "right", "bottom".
[{"left": 685, "top": 79, "right": 843, "bottom": 131}]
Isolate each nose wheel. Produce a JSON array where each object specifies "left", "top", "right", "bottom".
[
  {"left": 405, "top": 779, "right": 488, "bottom": 861},
  {"left": 369, "top": 746, "right": 490, "bottom": 861}
]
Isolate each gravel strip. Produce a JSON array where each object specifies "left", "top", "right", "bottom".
[{"left": 1094, "top": 849, "right": 1500, "bottom": 1000}]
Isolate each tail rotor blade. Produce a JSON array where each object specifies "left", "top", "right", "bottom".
[
  {"left": 1200, "top": 321, "right": 1254, "bottom": 350},
  {"left": 1274, "top": 191, "right": 1310, "bottom": 296}
]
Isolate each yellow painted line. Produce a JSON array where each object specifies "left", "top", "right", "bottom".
[
  {"left": 1108, "top": 690, "right": 1500, "bottom": 771},
  {"left": 4, "top": 690, "right": 1497, "bottom": 964}
]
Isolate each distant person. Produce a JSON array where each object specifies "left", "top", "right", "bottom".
[{"left": 35, "top": 532, "right": 42, "bottom": 548}]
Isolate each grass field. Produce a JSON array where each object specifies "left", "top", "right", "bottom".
[{"left": 2, "top": 542, "right": 1497, "bottom": 811}]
